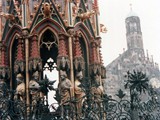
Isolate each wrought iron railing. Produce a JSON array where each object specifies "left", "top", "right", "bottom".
[{"left": 0, "top": 87, "right": 160, "bottom": 120}]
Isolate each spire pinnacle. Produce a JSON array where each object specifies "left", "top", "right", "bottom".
[
  {"left": 129, "top": 3, "right": 132, "bottom": 11},
  {"left": 126, "top": 3, "right": 137, "bottom": 18}
]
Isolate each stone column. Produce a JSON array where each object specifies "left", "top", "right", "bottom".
[
  {"left": 57, "top": 33, "right": 70, "bottom": 71},
  {"left": 73, "top": 31, "right": 85, "bottom": 72},
  {"left": 93, "top": 0, "right": 100, "bottom": 37},
  {"left": 0, "top": 0, "right": 2, "bottom": 41},
  {"left": 14, "top": 37, "right": 25, "bottom": 74},
  {"left": 0, "top": 41, "right": 10, "bottom": 80},
  {"left": 89, "top": 38, "right": 101, "bottom": 76},
  {"left": 29, "top": 34, "right": 42, "bottom": 72},
  {"left": 22, "top": 28, "right": 30, "bottom": 120}
]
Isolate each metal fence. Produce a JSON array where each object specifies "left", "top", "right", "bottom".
[{"left": 0, "top": 88, "right": 160, "bottom": 120}]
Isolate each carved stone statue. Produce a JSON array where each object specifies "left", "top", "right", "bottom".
[
  {"left": 59, "top": 70, "right": 74, "bottom": 118},
  {"left": 29, "top": 71, "right": 41, "bottom": 119},
  {"left": 91, "top": 74, "right": 104, "bottom": 105},
  {"left": 32, "top": 71, "right": 39, "bottom": 81},
  {"left": 74, "top": 71, "right": 85, "bottom": 115},
  {"left": 29, "top": 71, "right": 40, "bottom": 106},
  {"left": 78, "top": 10, "right": 95, "bottom": 22},
  {"left": 14, "top": 73, "right": 25, "bottom": 102},
  {"left": 0, "top": 79, "right": 8, "bottom": 99},
  {"left": 59, "top": 70, "right": 73, "bottom": 105},
  {"left": 42, "top": 2, "right": 52, "bottom": 18},
  {"left": 0, "top": 13, "right": 15, "bottom": 22}
]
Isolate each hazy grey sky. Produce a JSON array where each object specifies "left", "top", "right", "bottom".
[{"left": 99, "top": 0, "right": 160, "bottom": 66}]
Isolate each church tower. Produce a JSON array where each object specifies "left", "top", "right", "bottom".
[
  {"left": 105, "top": 5, "right": 160, "bottom": 102},
  {"left": 125, "top": 6, "right": 144, "bottom": 53}
]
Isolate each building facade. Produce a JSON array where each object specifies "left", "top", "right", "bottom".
[
  {"left": 105, "top": 9, "right": 160, "bottom": 100},
  {"left": 0, "top": 0, "right": 106, "bottom": 119}
]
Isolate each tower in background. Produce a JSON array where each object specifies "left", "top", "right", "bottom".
[
  {"left": 125, "top": 5, "right": 145, "bottom": 58},
  {"left": 105, "top": 6, "right": 160, "bottom": 100}
]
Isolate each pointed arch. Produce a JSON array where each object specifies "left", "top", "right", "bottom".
[
  {"left": 9, "top": 33, "right": 21, "bottom": 66},
  {"left": 30, "top": 18, "right": 67, "bottom": 35},
  {"left": 3, "top": 25, "right": 22, "bottom": 47},
  {"left": 33, "top": 26, "right": 59, "bottom": 68},
  {"left": 74, "top": 22, "right": 94, "bottom": 43},
  {"left": 5, "top": 26, "right": 22, "bottom": 71},
  {"left": 2, "top": 25, "right": 22, "bottom": 87},
  {"left": 30, "top": 19, "right": 68, "bottom": 73},
  {"left": 39, "top": 29, "right": 58, "bottom": 64},
  {"left": 73, "top": 22, "right": 93, "bottom": 77},
  {"left": 8, "top": 33, "right": 22, "bottom": 89},
  {"left": 37, "top": 26, "right": 59, "bottom": 46}
]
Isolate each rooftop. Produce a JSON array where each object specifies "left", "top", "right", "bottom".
[{"left": 126, "top": 4, "right": 138, "bottom": 18}]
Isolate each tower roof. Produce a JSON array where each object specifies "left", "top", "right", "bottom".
[
  {"left": 126, "top": 4, "right": 138, "bottom": 18},
  {"left": 126, "top": 10, "right": 138, "bottom": 18}
]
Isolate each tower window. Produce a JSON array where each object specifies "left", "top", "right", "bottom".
[{"left": 130, "top": 23, "right": 137, "bottom": 32}]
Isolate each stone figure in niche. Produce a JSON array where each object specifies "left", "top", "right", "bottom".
[
  {"left": 59, "top": 70, "right": 73, "bottom": 105},
  {"left": 29, "top": 71, "right": 40, "bottom": 104},
  {"left": 29, "top": 71, "right": 41, "bottom": 119},
  {"left": 59, "top": 70, "right": 74, "bottom": 118},
  {"left": 91, "top": 74, "right": 104, "bottom": 106},
  {"left": 74, "top": 71, "right": 85, "bottom": 115},
  {"left": 0, "top": 79, "right": 7, "bottom": 98},
  {"left": 14, "top": 73, "right": 25, "bottom": 102}
]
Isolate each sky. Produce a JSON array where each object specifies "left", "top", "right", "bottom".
[{"left": 99, "top": 0, "right": 160, "bottom": 66}]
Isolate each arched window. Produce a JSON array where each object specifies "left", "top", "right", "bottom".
[{"left": 40, "top": 30, "right": 59, "bottom": 106}]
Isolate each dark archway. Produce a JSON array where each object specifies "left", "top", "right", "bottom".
[
  {"left": 40, "top": 29, "right": 59, "bottom": 105},
  {"left": 79, "top": 36, "right": 89, "bottom": 78},
  {"left": 11, "top": 38, "right": 18, "bottom": 90},
  {"left": 40, "top": 29, "right": 58, "bottom": 72}
]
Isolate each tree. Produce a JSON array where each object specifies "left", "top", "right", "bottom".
[
  {"left": 124, "top": 70, "right": 149, "bottom": 120},
  {"left": 124, "top": 70, "right": 149, "bottom": 95}
]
